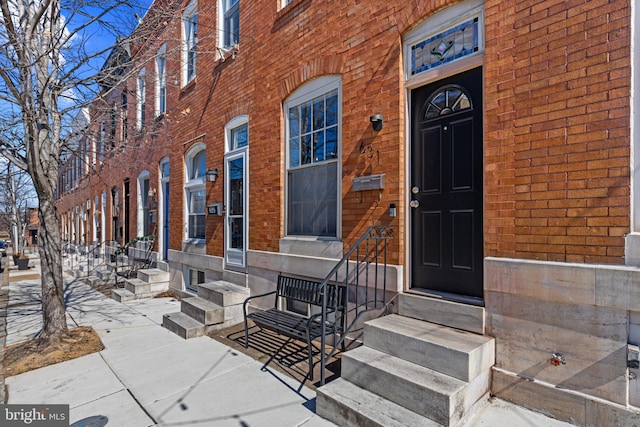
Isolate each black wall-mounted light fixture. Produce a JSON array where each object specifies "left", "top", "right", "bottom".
[
  {"left": 370, "top": 114, "right": 383, "bottom": 131},
  {"left": 206, "top": 168, "right": 219, "bottom": 182}
]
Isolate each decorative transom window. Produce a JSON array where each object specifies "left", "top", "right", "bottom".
[
  {"left": 136, "top": 68, "right": 146, "bottom": 129},
  {"left": 404, "top": 0, "right": 484, "bottom": 81},
  {"left": 285, "top": 75, "right": 341, "bottom": 237},
  {"left": 229, "top": 122, "right": 248, "bottom": 151},
  {"left": 183, "top": 0, "right": 198, "bottom": 84},
  {"left": 422, "top": 85, "right": 472, "bottom": 121},
  {"left": 411, "top": 18, "right": 479, "bottom": 76},
  {"left": 156, "top": 45, "right": 167, "bottom": 116},
  {"left": 185, "top": 145, "right": 206, "bottom": 240},
  {"left": 221, "top": 0, "right": 239, "bottom": 48},
  {"left": 161, "top": 158, "right": 170, "bottom": 179}
]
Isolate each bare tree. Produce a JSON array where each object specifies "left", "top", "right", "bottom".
[
  {"left": 0, "top": 0, "right": 149, "bottom": 343},
  {"left": 0, "top": 163, "right": 36, "bottom": 252}
]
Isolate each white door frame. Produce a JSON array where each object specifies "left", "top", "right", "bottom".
[{"left": 224, "top": 148, "right": 248, "bottom": 270}]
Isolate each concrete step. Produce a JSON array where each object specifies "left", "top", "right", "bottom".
[
  {"left": 198, "top": 281, "right": 249, "bottom": 306},
  {"left": 396, "top": 293, "right": 485, "bottom": 334},
  {"left": 181, "top": 297, "right": 224, "bottom": 325},
  {"left": 112, "top": 288, "right": 135, "bottom": 303},
  {"left": 125, "top": 278, "right": 149, "bottom": 294},
  {"left": 149, "top": 281, "right": 169, "bottom": 293},
  {"left": 86, "top": 276, "right": 101, "bottom": 286},
  {"left": 97, "top": 269, "right": 114, "bottom": 281},
  {"left": 156, "top": 260, "right": 169, "bottom": 272},
  {"left": 106, "top": 260, "right": 129, "bottom": 273},
  {"left": 342, "top": 346, "right": 489, "bottom": 426},
  {"left": 364, "top": 314, "right": 495, "bottom": 382},
  {"left": 137, "top": 268, "right": 170, "bottom": 284},
  {"left": 162, "top": 312, "right": 204, "bottom": 339},
  {"left": 316, "top": 378, "right": 439, "bottom": 427}
]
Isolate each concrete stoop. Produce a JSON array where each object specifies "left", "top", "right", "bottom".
[
  {"left": 162, "top": 280, "right": 249, "bottom": 339},
  {"left": 316, "top": 296, "right": 495, "bottom": 427},
  {"left": 96, "top": 268, "right": 114, "bottom": 282},
  {"left": 110, "top": 268, "right": 169, "bottom": 302}
]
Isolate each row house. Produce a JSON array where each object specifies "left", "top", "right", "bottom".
[{"left": 56, "top": 0, "right": 640, "bottom": 425}]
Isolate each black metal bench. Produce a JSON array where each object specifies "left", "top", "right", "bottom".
[{"left": 243, "top": 275, "right": 346, "bottom": 380}]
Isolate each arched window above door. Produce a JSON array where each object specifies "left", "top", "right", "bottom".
[{"left": 421, "top": 85, "right": 472, "bottom": 121}]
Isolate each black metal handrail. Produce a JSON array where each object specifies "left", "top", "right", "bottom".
[
  {"left": 86, "top": 239, "right": 118, "bottom": 273},
  {"left": 65, "top": 239, "right": 119, "bottom": 277},
  {"left": 318, "top": 225, "right": 393, "bottom": 385}
]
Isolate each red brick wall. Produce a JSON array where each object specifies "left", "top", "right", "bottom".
[
  {"left": 484, "top": 0, "right": 631, "bottom": 264},
  {"left": 56, "top": 0, "right": 631, "bottom": 267}
]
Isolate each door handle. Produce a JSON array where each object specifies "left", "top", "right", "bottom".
[
  {"left": 412, "top": 186, "right": 420, "bottom": 194},
  {"left": 410, "top": 200, "right": 420, "bottom": 208}
]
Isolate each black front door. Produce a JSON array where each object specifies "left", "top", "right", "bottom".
[{"left": 410, "top": 67, "right": 483, "bottom": 299}]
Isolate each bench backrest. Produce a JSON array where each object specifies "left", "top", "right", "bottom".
[{"left": 277, "top": 275, "right": 346, "bottom": 310}]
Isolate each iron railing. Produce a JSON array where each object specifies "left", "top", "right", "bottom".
[
  {"left": 318, "top": 225, "right": 393, "bottom": 385},
  {"left": 64, "top": 240, "right": 118, "bottom": 278}
]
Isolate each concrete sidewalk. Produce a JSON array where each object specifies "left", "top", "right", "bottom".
[{"left": 2, "top": 255, "right": 575, "bottom": 427}]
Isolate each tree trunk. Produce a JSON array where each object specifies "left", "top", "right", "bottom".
[{"left": 36, "top": 192, "right": 68, "bottom": 342}]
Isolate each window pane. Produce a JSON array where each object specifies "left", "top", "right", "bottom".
[
  {"left": 289, "top": 137, "right": 300, "bottom": 167},
  {"left": 326, "top": 91, "right": 338, "bottom": 126},
  {"left": 191, "top": 151, "right": 206, "bottom": 179},
  {"left": 231, "top": 123, "right": 248, "bottom": 150},
  {"left": 301, "top": 101, "right": 311, "bottom": 135},
  {"left": 313, "top": 130, "right": 325, "bottom": 162},
  {"left": 287, "top": 163, "right": 337, "bottom": 237},
  {"left": 161, "top": 162, "right": 170, "bottom": 178},
  {"left": 289, "top": 107, "right": 300, "bottom": 137},
  {"left": 301, "top": 134, "right": 312, "bottom": 165},
  {"left": 230, "top": 217, "right": 243, "bottom": 249},
  {"left": 229, "top": 158, "right": 243, "bottom": 215},
  {"left": 326, "top": 126, "right": 337, "bottom": 159},
  {"left": 190, "top": 189, "right": 205, "bottom": 214},
  {"left": 188, "top": 214, "right": 205, "bottom": 239},
  {"left": 313, "top": 97, "right": 325, "bottom": 128}
]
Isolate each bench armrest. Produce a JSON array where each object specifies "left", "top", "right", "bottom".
[
  {"left": 306, "top": 306, "right": 342, "bottom": 328},
  {"left": 243, "top": 290, "right": 278, "bottom": 316}
]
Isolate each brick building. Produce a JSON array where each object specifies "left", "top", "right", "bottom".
[{"left": 56, "top": 0, "right": 640, "bottom": 424}]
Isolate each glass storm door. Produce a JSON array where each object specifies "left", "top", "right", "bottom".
[
  {"left": 225, "top": 150, "right": 247, "bottom": 269},
  {"left": 410, "top": 67, "right": 484, "bottom": 300},
  {"left": 162, "top": 181, "right": 170, "bottom": 260}
]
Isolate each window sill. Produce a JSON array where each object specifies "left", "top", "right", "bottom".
[
  {"left": 274, "top": 0, "right": 311, "bottom": 30},
  {"left": 184, "top": 238, "right": 205, "bottom": 245},
  {"left": 279, "top": 236, "right": 343, "bottom": 259},
  {"left": 180, "top": 78, "right": 197, "bottom": 96},
  {"left": 182, "top": 239, "right": 205, "bottom": 253}
]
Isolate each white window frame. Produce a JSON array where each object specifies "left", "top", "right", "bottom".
[
  {"left": 184, "top": 143, "right": 206, "bottom": 241},
  {"left": 159, "top": 157, "right": 170, "bottom": 259},
  {"left": 224, "top": 116, "right": 249, "bottom": 269},
  {"left": 137, "top": 170, "right": 150, "bottom": 237},
  {"left": 219, "top": 0, "right": 239, "bottom": 49},
  {"left": 225, "top": 115, "right": 249, "bottom": 152},
  {"left": 284, "top": 75, "right": 342, "bottom": 238},
  {"left": 136, "top": 68, "right": 146, "bottom": 130},
  {"left": 183, "top": 0, "right": 198, "bottom": 85},
  {"left": 156, "top": 44, "right": 167, "bottom": 116}
]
